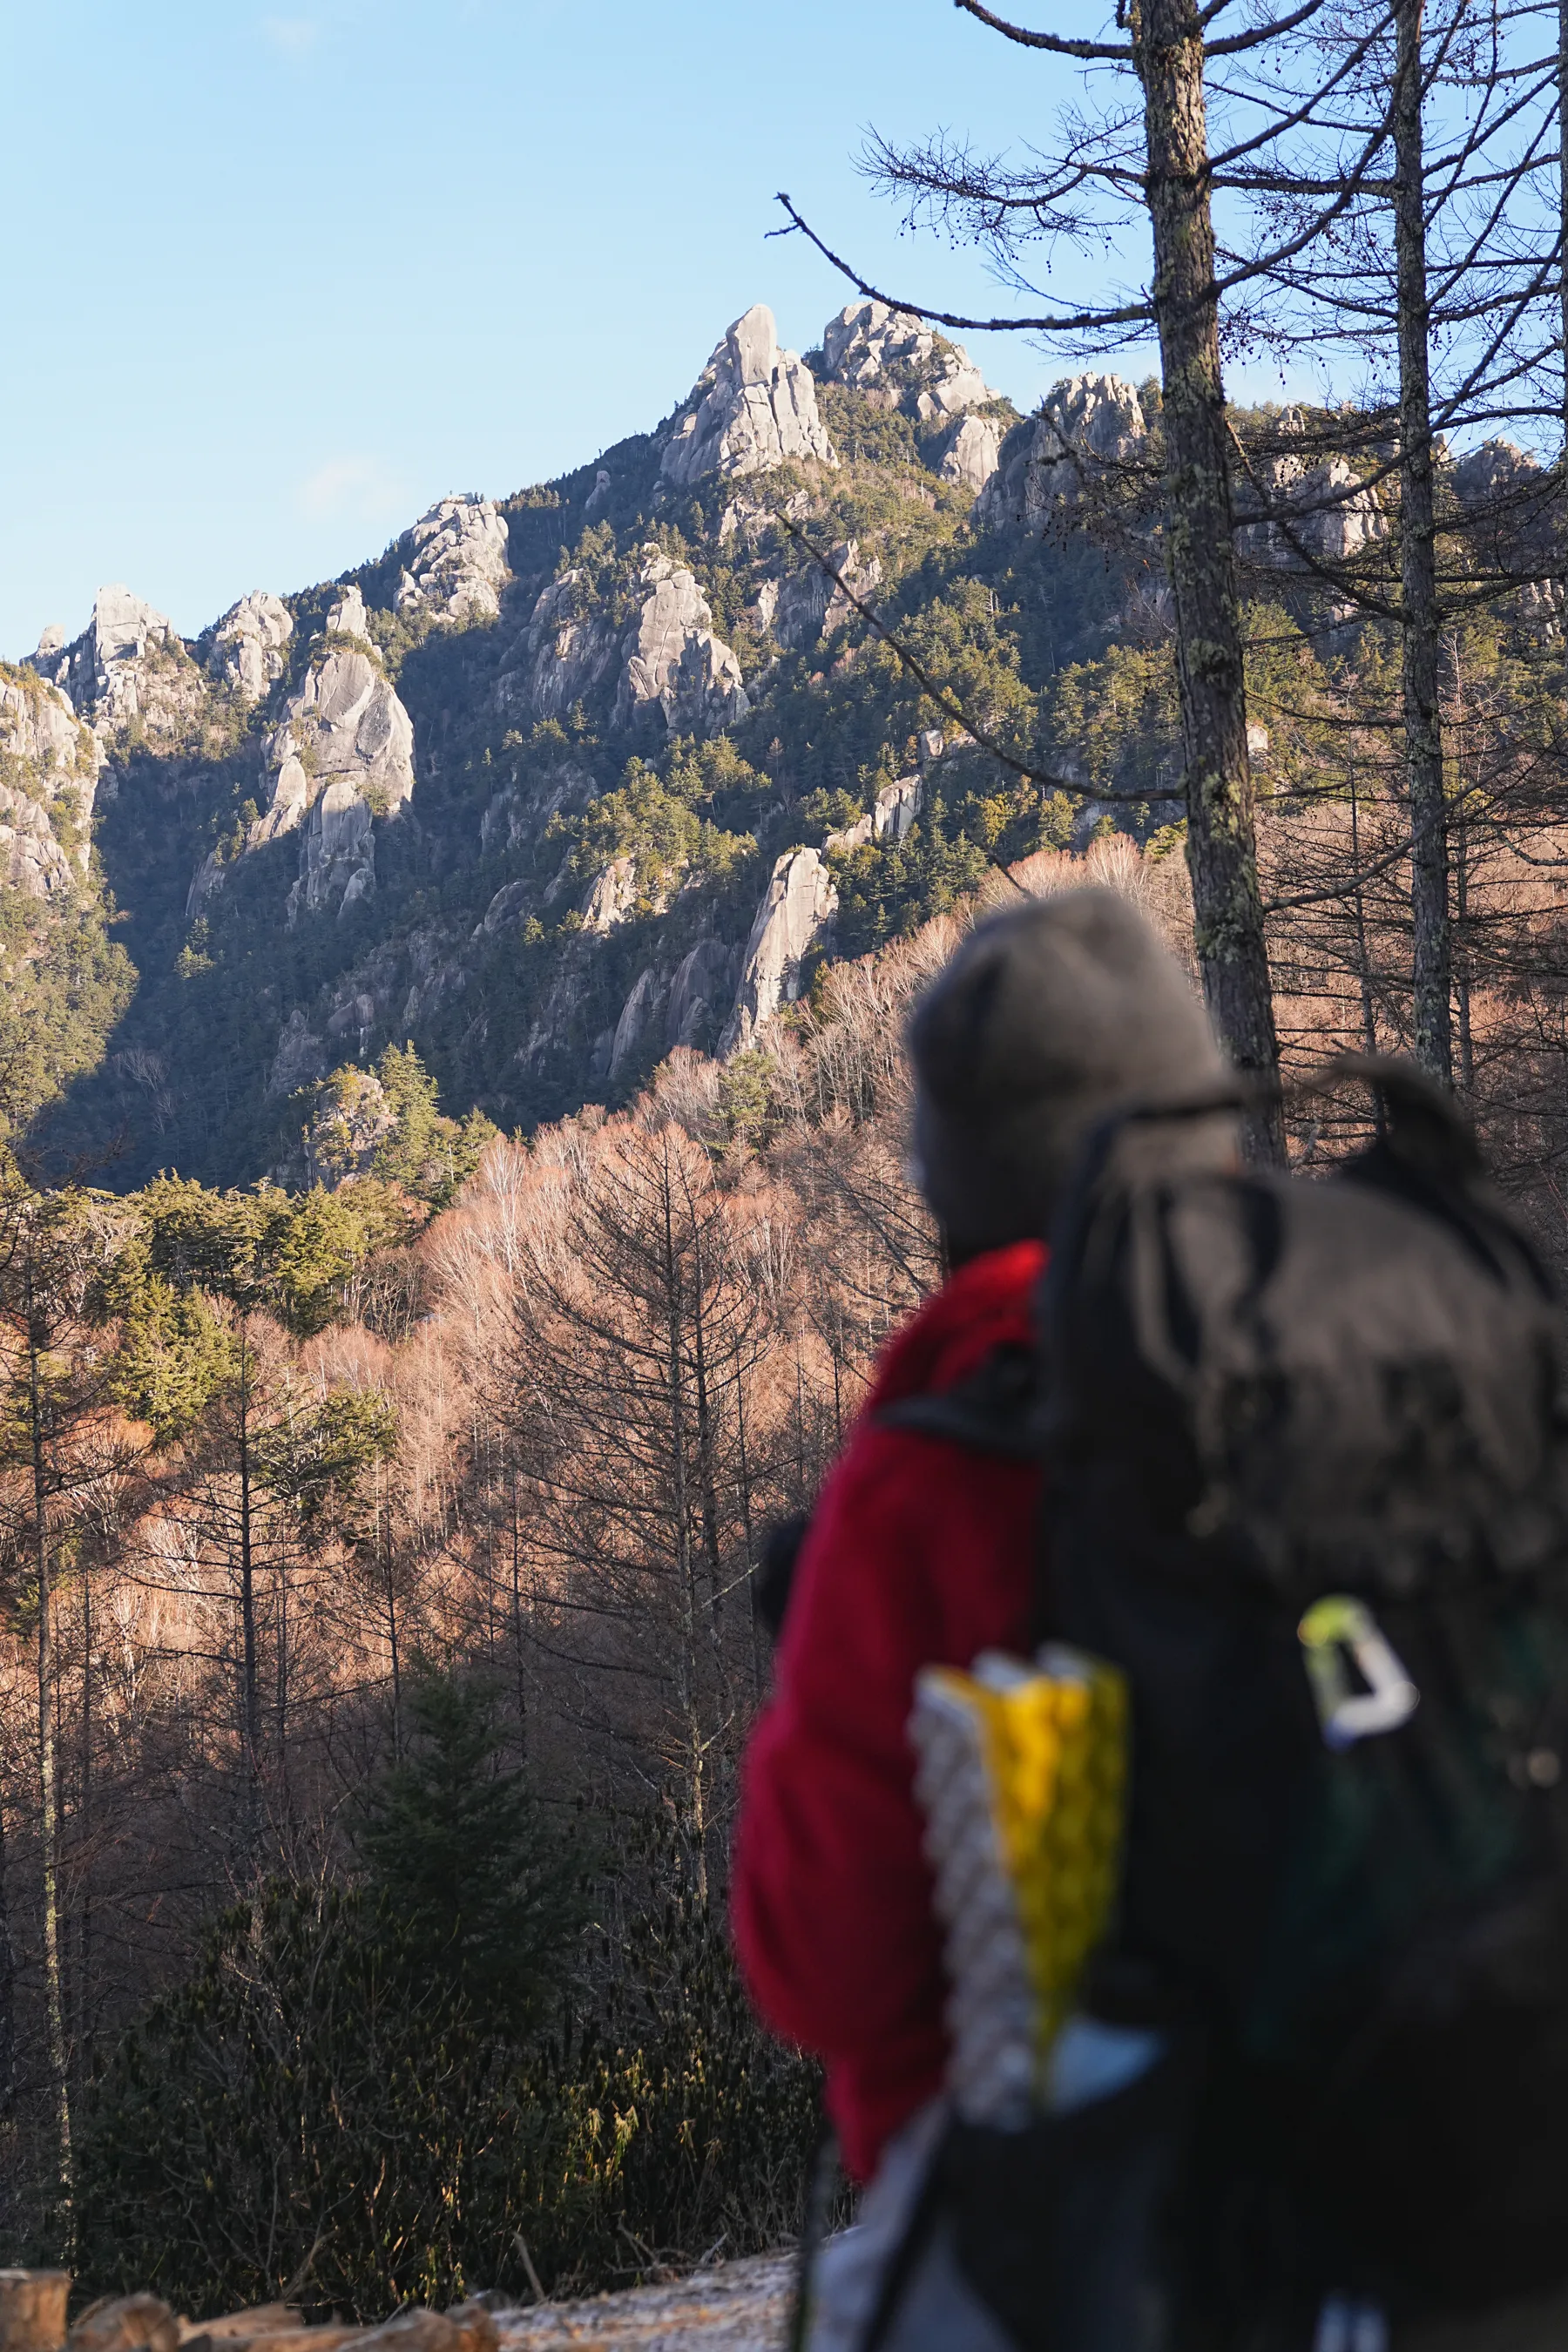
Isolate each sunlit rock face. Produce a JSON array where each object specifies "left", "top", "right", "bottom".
[
  {"left": 31, "top": 585, "right": 206, "bottom": 746},
  {"left": 0, "top": 668, "right": 102, "bottom": 897},
  {"left": 753, "top": 538, "right": 882, "bottom": 652},
  {"left": 188, "top": 598, "right": 416, "bottom": 924},
  {"left": 211, "top": 591, "right": 294, "bottom": 702},
  {"left": 721, "top": 847, "right": 838, "bottom": 1051},
  {"left": 1233, "top": 409, "right": 1389, "bottom": 569},
  {"left": 395, "top": 496, "right": 510, "bottom": 624},
  {"left": 977, "top": 375, "right": 1149, "bottom": 533},
  {"left": 614, "top": 552, "right": 750, "bottom": 735},
  {"left": 930, "top": 413, "right": 1003, "bottom": 491},
  {"left": 496, "top": 571, "right": 620, "bottom": 723},
  {"left": 500, "top": 551, "right": 748, "bottom": 739},
  {"left": 823, "top": 301, "right": 995, "bottom": 424},
  {"left": 660, "top": 306, "right": 837, "bottom": 485}
]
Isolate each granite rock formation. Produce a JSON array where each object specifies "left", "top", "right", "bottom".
[
  {"left": 189, "top": 610, "right": 415, "bottom": 922},
  {"left": 826, "top": 773, "right": 923, "bottom": 854},
  {"left": 495, "top": 571, "right": 619, "bottom": 721},
  {"left": 721, "top": 847, "right": 838, "bottom": 1051},
  {"left": 666, "top": 937, "right": 740, "bottom": 1051},
  {"left": 395, "top": 496, "right": 510, "bottom": 624},
  {"left": 660, "top": 306, "right": 837, "bottom": 484},
  {"left": 0, "top": 667, "right": 102, "bottom": 897},
  {"left": 15, "top": 290, "right": 1186, "bottom": 1187},
  {"left": 1236, "top": 412, "right": 1387, "bottom": 567},
  {"left": 615, "top": 553, "right": 749, "bottom": 733},
  {"left": 582, "top": 855, "right": 638, "bottom": 934},
  {"left": 32, "top": 585, "right": 206, "bottom": 745},
  {"left": 931, "top": 413, "right": 1004, "bottom": 491},
  {"left": 823, "top": 301, "right": 995, "bottom": 422},
  {"left": 756, "top": 539, "right": 882, "bottom": 652},
  {"left": 211, "top": 591, "right": 294, "bottom": 701},
  {"left": 978, "top": 375, "right": 1148, "bottom": 532}
]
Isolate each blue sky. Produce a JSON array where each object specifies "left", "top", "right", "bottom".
[{"left": 0, "top": 1, "right": 1175, "bottom": 657}]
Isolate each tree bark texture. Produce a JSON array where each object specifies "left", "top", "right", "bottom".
[
  {"left": 24, "top": 1279, "right": 69, "bottom": 2192},
  {"left": 1135, "top": 0, "right": 1284, "bottom": 1154},
  {"left": 236, "top": 1324, "right": 262, "bottom": 1826},
  {"left": 1394, "top": 0, "right": 1452, "bottom": 1081},
  {"left": 1558, "top": 0, "right": 1568, "bottom": 697}
]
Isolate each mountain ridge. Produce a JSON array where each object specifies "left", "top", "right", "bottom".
[{"left": 0, "top": 299, "right": 1185, "bottom": 1186}]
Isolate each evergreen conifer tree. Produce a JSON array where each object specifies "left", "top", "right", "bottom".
[{"left": 356, "top": 1675, "right": 580, "bottom": 2028}]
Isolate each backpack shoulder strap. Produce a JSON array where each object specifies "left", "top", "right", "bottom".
[{"left": 875, "top": 1340, "right": 1041, "bottom": 1461}]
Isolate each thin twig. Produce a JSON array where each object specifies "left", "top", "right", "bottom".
[{"left": 1261, "top": 825, "right": 1418, "bottom": 910}]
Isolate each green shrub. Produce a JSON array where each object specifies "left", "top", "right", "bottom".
[{"left": 73, "top": 1680, "right": 821, "bottom": 2315}]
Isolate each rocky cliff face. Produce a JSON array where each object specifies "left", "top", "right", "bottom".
[
  {"left": 32, "top": 585, "right": 208, "bottom": 747},
  {"left": 978, "top": 374, "right": 1150, "bottom": 532},
  {"left": 721, "top": 848, "right": 838, "bottom": 1051},
  {"left": 823, "top": 301, "right": 996, "bottom": 423},
  {"left": 10, "top": 296, "right": 1157, "bottom": 1186},
  {"left": 614, "top": 553, "right": 749, "bottom": 733},
  {"left": 659, "top": 306, "right": 837, "bottom": 484},
  {"left": 0, "top": 666, "right": 103, "bottom": 897},
  {"left": 210, "top": 591, "right": 294, "bottom": 701},
  {"left": 1234, "top": 408, "right": 1388, "bottom": 568},
  {"left": 187, "top": 586, "right": 416, "bottom": 923},
  {"left": 395, "top": 496, "right": 510, "bottom": 623}
]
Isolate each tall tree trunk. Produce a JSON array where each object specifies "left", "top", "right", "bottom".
[
  {"left": 510, "top": 1469, "right": 526, "bottom": 1762},
  {"left": 25, "top": 1286, "right": 69, "bottom": 2194},
  {"left": 660, "top": 1172, "right": 706, "bottom": 1903},
  {"left": 236, "top": 1322, "right": 262, "bottom": 1837},
  {"left": 1349, "top": 759, "right": 1385, "bottom": 1136},
  {"left": 376, "top": 1460, "right": 402, "bottom": 1757},
  {"left": 1558, "top": 0, "right": 1568, "bottom": 693},
  {"left": 1394, "top": 0, "right": 1451, "bottom": 1080},
  {"left": 1135, "top": 0, "right": 1283, "bottom": 1153},
  {"left": 78, "top": 1569, "right": 93, "bottom": 2085},
  {"left": 0, "top": 1761, "right": 16, "bottom": 2130},
  {"left": 735, "top": 1362, "right": 765, "bottom": 1700}
]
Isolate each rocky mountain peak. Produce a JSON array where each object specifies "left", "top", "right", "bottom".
[
  {"left": 977, "top": 372, "right": 1150, "bottom": 534},
  {"left": 0, "top": 666, "right": 102, "bottom": 900},
  {"left": 326, "top": 584, "right": 374, "bottom": 644},
  {"left": 660, "top": 304, "right": 838, "bottom": 485},
  {"left": 395, "top": 495, "right": 510, "bottom": 624},
  {"left": 211, "top": 591, "right": 294, "bottom": 702},
  {"left": 1046, "top": 373, "right": 1148, "bottom": 460},
  {"left": 31, "top": 584, "right": 201, "bottom": 743},
  {"left": 1453, "top": 438, "right": 1543, "bottom": 505},
  {"left": 822, "top": 300, "right": 996, "bottom": 424},
  {"left": 10, "top": 281, "right": 1178, "bottom": 1184},
  {"left": 1233, "top": 412, "right": 1388, "bottom": 569},
  {"left": 188, "top": 604, "right": 416, "bottom": 928}
]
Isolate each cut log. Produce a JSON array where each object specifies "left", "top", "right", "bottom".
[
  {"left": 69, "top": 2298, "right": 178, "bottom": 2352},
  {"left": 181, "top": 2331, "right": 360, "bottom": 2352},
  {"left": 0, "top": 2272, "right": 71, "bottom": 2352},
  {"left": 178, "top": 2313, "right": 300, "bottom": 2346},
  {"left": 357, "top": 2307, "right": 497, "bottom": 2352}
]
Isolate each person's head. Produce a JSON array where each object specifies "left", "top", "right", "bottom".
[{"left": 907, "top": 886, "right": 1232, "bottom": 1259}]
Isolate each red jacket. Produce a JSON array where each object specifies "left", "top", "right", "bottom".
[{"left": 731, "top": 1240, "right": 1046, "bottom": 2183}]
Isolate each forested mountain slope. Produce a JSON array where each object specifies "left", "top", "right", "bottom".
[{"left": 6, "top": 299, "right": 1153, "bottom": 1187}]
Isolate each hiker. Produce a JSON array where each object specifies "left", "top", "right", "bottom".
[
  {"left": 740, "top": 879, "right": 1568, "bottom": 2352},
  {"left": 731, "top": 886, "right": 1232, "bottom": 2352}
]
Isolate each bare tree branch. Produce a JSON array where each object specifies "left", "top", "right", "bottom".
[
  {"left": 774, "top": 517, "right": 1180, "bottom": 810},
  {"left": 768, "top": 193, "right": 1155, "bottom": 332}
]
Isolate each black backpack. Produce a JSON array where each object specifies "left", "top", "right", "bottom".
[{"left": 880, "top": 1060, "right": 1568, "bottom": 2352}]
